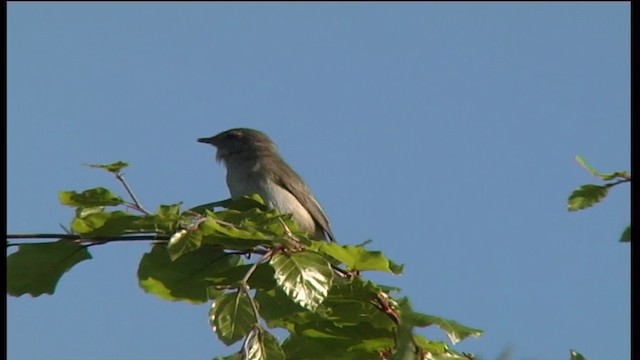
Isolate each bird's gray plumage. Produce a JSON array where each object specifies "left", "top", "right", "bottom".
[{"left": 198, "top": 128, "right": 335, "bottom": 242}]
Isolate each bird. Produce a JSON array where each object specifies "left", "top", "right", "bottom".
[{"left": 197, "top": 128, "right": 335, "bottom": 242}]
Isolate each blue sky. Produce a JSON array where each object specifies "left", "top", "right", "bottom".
[{"left": 7, "top": 3, "right": 630, "bottom": 360}]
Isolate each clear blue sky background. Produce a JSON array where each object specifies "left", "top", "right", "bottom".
[{"left": 7, "top": 3, "right": 630, "bottom": 360}]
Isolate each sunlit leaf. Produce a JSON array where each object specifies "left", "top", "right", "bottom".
[
  {"left": 59, "top": 187, "right": 124, "bottom": 207},
  {"left": 138, "top": 244, "right": 240, "bottom": 303},
  {"left": 567, "top": 185, "right": 608, "bottom": 211},
  {"left": 570, "top": 349, "right": 587, "bottom": 360},
  {"left": 271, "top": 251, "right": 333, "bottom": 312},
  {"left": 209, "top": 291, "right": 256, "bottom": 345},
  {"left": 71, "top": 210, "right": 159, "bottom": 237},
  {"left": 243, "top": 327, "right": 285, "bottom": 360},
  {"left": 408, "top": 308, "right": 482, "bottom": 345},
  {"left": 314, "top": 242, "right": 403, "bottom": 274},
  {"left": 85, "top": 161, "right": 129, "bottom": 173},
  {"left": 7, "top": 240, "right": 92, "bottom": 296}
]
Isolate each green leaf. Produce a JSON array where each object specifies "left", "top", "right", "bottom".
[
  {"left": 412, "top": 336, "right": 468, "bottom": 360},
  {"left": 227, "top": 194, "right": 269, "bottom": 211},
  {"left": 243, "top": 327, "right": 286, "bottom": 360},
  {"left": 314, "top": 242, "right": 404, "bottom": 274},
  {"left": 7, "top": 240, "right": 92, "bottom": 296},
  {"left": 209, "top": 291, "right": 256, "bottom": 345},
  {"left": 71, "top": 211, "right": 159, "bottom": 237},
  {"left": 138, "top": 244, "right": 241, "bottom": 303},
  {"left": 323, "top": 278, "right": 397, "bottom": 329},
  {"left": 575, "top": 156, "right": 628, "bottom": 181},
  {"left": 567, "top": 184, "right": 608, "bottom": 211},
  {"left": 198, "top": 216, "right": 279, "bottom": 249},
  {"left": 408, "top": 308, "right": 482, "bottom": 345},
  {"left": 85, "top": 161, "right": 129, "bottom": 173},
  {"left": 213, "top": 353, "right": 243, "bottom": 360},
  {"left": 620, "top": 225, "right": 630, "bottom": 243},
  {"left": 281, "top": 333, "right": 391, "bottom": 360},
  {"left": 59, "top": 187, "right": 124, "bottom": 207},
  {"left": 206, "top": 263, "right": 276, "bottom": 290},
  {"left": 271, "top": 251, "right": 333, "bottom": 312},
  {"left": 570, "top": 349, "right": 587, "bottom": 360},
  {"left": 167, "top": 229, "right": 204, "bottom": 260}
]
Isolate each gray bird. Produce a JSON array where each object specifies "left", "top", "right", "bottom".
[{"left": 198, "top": 128, "right": 335, "bottom": 242}]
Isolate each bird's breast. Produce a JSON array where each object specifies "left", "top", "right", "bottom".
[{"left": 225, "top": 166, "right": 316, "bottom": 234}]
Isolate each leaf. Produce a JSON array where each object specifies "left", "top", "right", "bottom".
[
  {"left": 570, "top": 349, "right": 587, "bottom": 360},
  {"left": 315, "top": 242, "right": 403, "bottom": 274},
  {"left": 620, "top": 226, "right": 630, "bottom": 243},
  {"left": 567, "top": 185, "right": 608, "bottom": 211},
  {"left": 209, "top": 291, "right": 256, "bottom": 345},
  {"left": 213, "top": 353, "right": 243, "bottom": 360},
  {"left": 7, "top": 240, "right": 92, "bottom": 296},
  {"left": 575, "top": 156, "right": 628, "bottom": 181},
  {"left": 206, "top": 263, "right": 276, "bottom": 290},
  {"left": 281, "top": 333, "right": 391, "bottom": 360},
  {"left": 408, "top": 309, "right": 482, "bottom": 345},
  {"left": 138, "top": 244, "right": 241, "bottom": 303},
  {"left": 198, "top": 216, "right": 279, "bottom": 249},
  {"left": 322, "top": 278, "right": 396, "bottom": 329},
  {"left": 243, "top": 327, "right": 286, "bottom": 360},
  {"left": 59, "top": 187, "right": 124, "bottom": 207},
  {"left": 271, "top": 251, "right": 333, "bottom": 312},
  {"left": 166, "top": 228, "right": 204, "bottom": 261},
  {"left": 71, "top": 211, "right": 159, "bottom": 237},
  {"left": 412, "top": 336, "right": 468, "bottom": 360},
  {"left": 85, "top": 161, "right": 129, "bottom": 173}
]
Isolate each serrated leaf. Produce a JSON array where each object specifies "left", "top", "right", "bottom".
[
  {"left": 59, "top": 187, "right": 124, "bottom": 207},
  {"left": 85, "top": 161, "right": 129, "bottom": 173},
  {"left": 209, "top": 291, "right": 256, "bottom": 345},
  {"left": 620, "top": 226, "right": 630, "bottom": 243},
  {"left": 138, "top": 244, "right": 240, "bottom": 303},
  {"left": 271, "top": 251, "right": 333, "bottom": 312},
  {"left": 315, "top": 242, "right": 403, "bottom": 274},
  {"left": 243, "top": 327, "right": 286, "bottom": 360},
  {"left": 7, "top": 240, "right": 92, "bottom": 296},
  {"left": 570, "top": 349, "right": 587, "bottom": 360},
  {"left": 408, "top": 310, "right": 482, "bottom": 345},
  {"left": 567, "top": 184, "right": 608, "bottom": 211}
]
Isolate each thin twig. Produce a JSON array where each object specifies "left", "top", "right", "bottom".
[
  {"left": 6, "top": 233, "right": 170, "bottom": 247},
  {"left": 115, "top": 172, "right": 150, "bottom": 215},
  {"left": 605, "top": 178, "right": 631, "bottom": 188},
  {"left": 239, "top": 248, "right": 274, "bottom": 324}
]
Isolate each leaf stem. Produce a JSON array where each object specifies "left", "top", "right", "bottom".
[
  {"left": 115, "top": 172, "right": 150, "bottom": 215},
  {"left": 240, "top": 249, "right": 274, "bottom": 324}
]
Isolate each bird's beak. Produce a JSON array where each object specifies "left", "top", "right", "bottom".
[{"left": 197, "top": 136, "right": 215, "bottom": 145}]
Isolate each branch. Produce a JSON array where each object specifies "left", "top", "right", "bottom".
[
  {"left": 240, "top": 248, "right": 274, "bottom": 324},
  {"left": 6, "top": 233, "right": 170, "bottom": 247},
  {"left": 115, "top": 172, "right": 150, "bottom": 215}
]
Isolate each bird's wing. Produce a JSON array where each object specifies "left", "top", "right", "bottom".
[{"left": 270, "top": 159, "right": 335, "bottom": 242}]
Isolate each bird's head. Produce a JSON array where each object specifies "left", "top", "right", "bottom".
[{"left": 198, "top": 128, "right": 278, "bottom": 163}]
